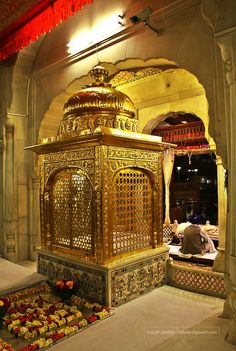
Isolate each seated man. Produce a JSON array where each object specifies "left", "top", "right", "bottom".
[
  {"left": 180, "top": 223, "right": 209, "bottom": 255},
  {"left": 175, "top": 221, "right": 191, "bottom": 236},
  {"left": 179, "top": 215, "right": 217, "bottom": 255}
]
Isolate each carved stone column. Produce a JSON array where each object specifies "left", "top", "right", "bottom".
[
  {"left": 213, "top": 156, "right": 227, "bottom": 272},
  {"left": 3, "top": 119, "right": 18, "bottom": 262},
  {"left": 219, "top": 35, "right": 236, "bottom": 345},
  {"left": 202, "top": 0, "right": 236, "bottom": 345},
  {"left": 29, "top": 176, "right": 41, "bottom": 260}
]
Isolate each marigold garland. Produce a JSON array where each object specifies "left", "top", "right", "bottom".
[
  {"left": 5, "top": 284, "right": 52, "bottom": 303},
  {"left": 0, "top": 338, "right": 15, "bottom": 351},
  {"left": 1, "top": 291, "right": 114, "bottom": 351},
  {"left": 4, "top": 294, "right": 82, "bottom": 340}
]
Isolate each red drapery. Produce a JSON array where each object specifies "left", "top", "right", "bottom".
[
  {"left": 0, "top": 0, "right": 93, "bottom": 62},
  {"left": 153, "top": 121, "right": 210, "bottom": 150}
]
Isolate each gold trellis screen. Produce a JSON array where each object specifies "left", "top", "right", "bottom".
[
  {"left": 50, "top": 168, "right": 93, "bottom": 253},
  {"left": 112, "top": 168, "right": 153, "bottom": 256},
  {"left": 29, "top": 64, "right": 169, "bottom": 268},
  {"left": 36, "top": 141, "right": 165, "bottom": 265}
]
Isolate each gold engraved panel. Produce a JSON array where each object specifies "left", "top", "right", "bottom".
[
  {"left": 50, "top": 169, "right": 93, "bottom": 253},
  {"left": 112, "top": 168, "right": 153, "bottom": 256},
  {"left": 108, "top": 147, "right": 160, "bottom": 161},
  {"left": 108, "top": 147, "right": 161, "bottom": 175},
  {"left": 44, "top": 160, "right": 94, "bottom": 187},
  {"left": 44, "top": 148, "right": 95, "bottom": 162},
  {"left": 43, "top": 148, "right": 95, "bottom": 186}
]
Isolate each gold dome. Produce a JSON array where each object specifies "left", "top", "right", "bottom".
[{"left": 58, "top": 65, "right": 138, "bottom": 139}]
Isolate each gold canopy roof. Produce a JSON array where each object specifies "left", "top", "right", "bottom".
[{"left": 58, "top": 65, "right": 138, "bottom": 139}]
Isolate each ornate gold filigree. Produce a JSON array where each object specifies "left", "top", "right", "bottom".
[
  {"left": 44, "top": 148, "right": 95, "bottom": 162},
  {"left": 38, "top": 141, "right": 164, "bottom": 264},
  {"left": 50, "top": 168, "right": 93, "bottom": 253},
  {"left": 110, "top": 67, "right": 163, "bottom": 87},
  {"left": 44, "top": 159, "right": 94, "bottom": 185},
  {"left": 94, "top": 146, "right": 103, "bottom": 264},
  {"left": 32, "top": 68, "right": 167, "bottom": 265},
  {"left": 108, "top": 146, "right": 160, "bottom": 161},
  {"left": 57, "top": 66, "right": 138, "bottom": 140},
  {"left": 101, "top": 146, "right": 111, "bottom": 263}
]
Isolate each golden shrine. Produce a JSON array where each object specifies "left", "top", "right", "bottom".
[{"left": 26, "top": 66, "right": 174, "bottom": 306}]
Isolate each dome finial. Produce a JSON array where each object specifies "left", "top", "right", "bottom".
[
  {"left": 58, "top": 65, "right": 137, "bottom": 140},
  {"left": 90, "top": 65, "right": 108, "bottom": 84}
]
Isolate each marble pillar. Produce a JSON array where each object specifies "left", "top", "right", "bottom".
[
  {"left": 29, "top": 176, "right": 41, "bottom": 260},
  {"left": 3, "top": 119, "right": 18, "bottom": 262},
  {"left": 202, "top": 0, "right": 236, "bottom": 345},
  {"left": 213, "top": 156, "right": 227, "bottom": 272},
  {"left": 220, "top": 33, "right": 236, "bottom": 345}
]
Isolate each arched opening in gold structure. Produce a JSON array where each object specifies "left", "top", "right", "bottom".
[
  {"left": 49, "top": 168, "right": 93, "bottom": 254},
  {"left": 111, "top": 168, "right": 153, "bottom": 257}
]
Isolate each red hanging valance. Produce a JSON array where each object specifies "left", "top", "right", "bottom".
[
  {"left": 0, "top": 0, "right": 93, "bottom": 62},
  {"left": 152, "top": 121, "right": 210, "bottom": 151}
]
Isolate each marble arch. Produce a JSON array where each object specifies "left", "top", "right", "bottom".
[
  {"left": 38, "top": 59, "right": 225, "bottom": 274},
  {"left": 38, "top": 58, "right": 214, "bottom": 148}
]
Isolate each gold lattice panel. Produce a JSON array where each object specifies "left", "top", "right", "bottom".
[
  {"left": 112, "top": 168, "right": 153, "bottom": 256},
  {"left": 52, "top": 172, "right": 71, "bottom": 247},
  {"left": 51, "top": 169, "right": 93, "bottom": 253}
]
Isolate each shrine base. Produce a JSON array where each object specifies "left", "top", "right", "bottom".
[{"left": 37, "top": 246, "right": 168, "bottom": 307}]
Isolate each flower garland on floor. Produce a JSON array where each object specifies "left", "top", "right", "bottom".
[
  {"left": 1, "top": 291, "right": 114, "bottom": 351},
  {"left": 0, "top": 338, "right": 15, "bottom": 351},
  {"left": 4, "top": 294, "right": 82, "bottom": 340},
  {"left": 5, "top": 284, "right": 52, "bottom": 303},
  {"left": 70, "top": 295, "right": 110, "bottom": 313},
  {"left": 18, "top": 307, "right": 112, "bottom": 351}
]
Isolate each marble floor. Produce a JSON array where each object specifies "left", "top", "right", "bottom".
[
  {"left": 16, "top": 260, "right": 236, "bottom": 351},
  {"left": 48, "top": 286, "right": 235, "bottom": 351},
  {"left": 18, "top": 260, "right": 37, "bottom": 271},
  {"left": 0, "top": 258, "right": 44, "bottom": 295}
]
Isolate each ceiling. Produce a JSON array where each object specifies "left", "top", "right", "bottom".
[
  {"left": 154, "top": 113, "right": 201, "bottom": 129},
  {"left": 164, "top": 113, "right": 201, "bottom": 126}
]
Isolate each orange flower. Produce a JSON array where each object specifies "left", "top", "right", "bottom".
[
  {"left": 55, "top": 280, "right": 65, "bottom": 288},
  {"left": 65, "top": 281, "right": 74, "bottom": 289}
]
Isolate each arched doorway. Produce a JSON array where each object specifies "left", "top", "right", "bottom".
[
  {"left": 151, "top": 112, "right": 218, "bottom": 226},
  {"left": 150, "top": 111, "right": 222, "bottom": 268},
  {"left": 171, "top": 153, "right": 217, "bottom": 225},
  {"left": 37, "top": 59, "right": 225, "bottom": 272}
]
